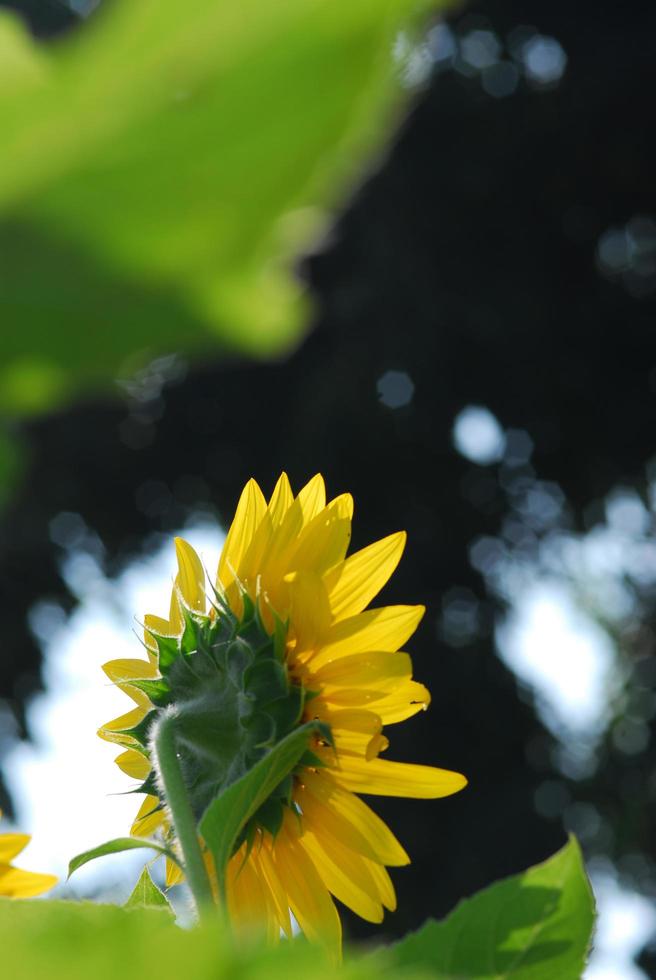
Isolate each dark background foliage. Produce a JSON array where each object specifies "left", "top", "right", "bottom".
[{"left": 2, "top": 0, "right": 656, "bottom": 965}]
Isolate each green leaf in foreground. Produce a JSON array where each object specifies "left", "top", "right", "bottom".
[
  {"left": 388, "top": 836, "right": 595, "bottom": 980},
  {"left": 0, "top": 0, "right": 447, "bottom": 415},
  {"left": 199, "top": 721, "right": 320, "bottom": 891},
  {"left": 124, "top": 866, "right": 173, "bottom": 914},
  {"left": 0, "top": 898, "right": 421, "bottom": 980},
  {"left": 68, "top": 837, "right": 180, "bottom": 879}
]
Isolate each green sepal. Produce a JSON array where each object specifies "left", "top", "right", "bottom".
[
  {"left": 244, "top": 658, "right": 288, "bottom": 704},
  {"left": 122, "top": 709, "right": 159, "bottom": 748},
  {"left": 135, "top": 770, "right": 160, "bottom": 797},
  {"left": 148, "top": 632, "right": 180, "bottom": 674},
  {"left": 124, "top": 866, "right": 174, "bottom": 914},
  {"left": 254, "top": 796, "right": 284, "bottom": 837},
  {"left": 262, "top": 684, "right": 305, "bottom": 734},
  {"left": 68, "top": 838, "right": 181, "bottom": 879},
  {"left": 179, "top": 603, "right": 207, "bottom": 657},
  {"left": 272, "top": 614, "right": 288, "bottom": 663},
  {"left": 244, "top": 710, "right": 276, "bottom": 748},
  {"left": 129, "top": 677, "right": 172, "bottom": 708}
]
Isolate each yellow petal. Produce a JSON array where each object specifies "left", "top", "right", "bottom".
[
  {"left": 259, "top": 495, "right": 307, "bottom": 589},
  {"left": 296, "top": 474, "right": 326, "bottom": 523},
  {"left": 232, "top": 510, "right": 273, "bottom": 606},
  {"left": 168, "top": 588, "right": 183, "bottom": 634},
  {"left": 98, "top": 704, "right": 149, "bottom": 745},
  {"left": 143, "top": 614, "right": 173, "bottom": 662},
  {"left": 323, "top": 531, "right": 407, "bottom": 621},
  {"left": 309, "top": 605, "right": 425, "bottom": 670},
  {"left": 102, "top": 658, "right": 157, "bottom": 707},
  {"left": 254, "top": 841, "right": 292, "bottom": 937},
  {"left": 114, "top": 748, "right": 151, "bottom": 780},
  {"left": 290, "top": 494, "right": 353, "bottom": 578},
  {"left": 166, "top": 857, "right": 184, "bottom": 887},
  {"left": 131, "top": 795, "right": 165, "bottom": 836},
  {"left": 315, "top": 680, "right": 431, "bottom": 725},
  {"left": 0, "top": 833, "right": 30, "bottom": 863},
  {"left": 286, "top": 571, "right": 332, "bottom": 655},
  {"left": 272, "top": 816, "right": 341, "bottom": 960},
  {"left": 299, "top": 771, "right": 409, "bottom": 866},
  {"left": 227, "top": 847, "right": 277, "bottom": 940},
  {"left": 308, "top": 708, "right": 382, "bottom": 736},
  {"left": 364, "top": 682, "right": 432, "bottom": 724},
  {"left": 267, "top": 473, "right": 294, "bottom": 527},
  {"left": 102, "top": 658, "right": 157, "bottom": 683},
  {"left": 331, "top": 756, "right": 467, "bottom": 799},
  {"left": 175, "top": 537, "right": 206, "bottom": 613},
  {"left": 312, "top": 651, "right": 413, "bottom": 690},
  {"left": 362, "top": 857, "right": 396, "bottom": 911},
  {"left": 217, "top": 478, "right": 267, "bottom": 590},
  {"left": 0, "top": 865, "right": 58, "bottom": 898},
  {"left": 299, "top": 824, "right": 383, "bottom": 923}
]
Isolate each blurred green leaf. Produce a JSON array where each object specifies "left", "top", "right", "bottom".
[
  {"left": 388, "top": 836, "right": 595, "bottom": 980},
  {"left": 68, "top": 837, "right": 180, "bottom": 878},
  {"left": 0, "top": 0, "right": 441, "bottom": 414},
  {"left": 124, "top": 866, "right": 173, "bottom": 913},
  {"left": 0, "top": 897, "right": 429, "bottom": 979}
]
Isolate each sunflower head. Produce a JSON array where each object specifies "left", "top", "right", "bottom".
[{"left": 99, "top": 473, "right": 467, "bottom": 956}]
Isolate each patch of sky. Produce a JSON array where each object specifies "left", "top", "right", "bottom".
[{"left": 5, "top": 520, "right": 224, "bottom": 899}]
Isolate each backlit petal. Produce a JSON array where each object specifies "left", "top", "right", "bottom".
[
  {"left": 299, "top": 771, "right": 409, "bottom": 866},
  {"left": 131, "top": 795, "right": 164, "bottom": 836},
  {"left": 0, "top": 834, "right": 30, "bottom": 863},
  {"left": 308, "top": 605, "right": 425, "bottom": 670},
  {"left": 272, "top": 816, "right": 341, "bottom": 960},
  {"left": 175, "top": 538, "right": 206, "bottom": 613},
  {"left": 323, "top": 532, "right": 406, "bottom": 621},
  {"left": 290, "top": 495, "right": 353, "bottom": 577},
  {"left": 217, "top": 478, "right": 267, "bottom": 589},
  {"left": 312, "top": 651, "right": 413, "bottom": 689},
  {"left": 299, "top": 824, "right": 383, "bottom": 923},
  {"left": 114, "top": 748, "right": 151, "bottom": 780},
  {"left": 0, "top": 865, "right": 57, "bottom": 898},
  {"left": 267, "top": 473, "right": 294, "bottom": 528},
  {"left": 296, "top": 474, "right": 326, "bottom": 523},
  {"left": 331, "top": 756, "right": 468, "bottom": 799}
]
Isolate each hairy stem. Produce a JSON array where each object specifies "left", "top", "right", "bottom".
[{"left": 152, "top": 710, "right": 215, "bottom": 920}]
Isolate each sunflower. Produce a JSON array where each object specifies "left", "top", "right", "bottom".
[
  {"left": 0, "top": 813, "right": 57, "bottom": 898},
  {"left": 99, "top": 474, "right": 466, "bottom": 955}
]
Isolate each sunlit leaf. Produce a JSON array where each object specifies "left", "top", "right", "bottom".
[
  {"left": 124, "top": 866, "right": 173, "bottom": 914},
  {"left": 388, "top": 836, "right": 595, "bottom": 979},
  {"left": 68, "top": 837, "right": 180, "bottom": 878}
]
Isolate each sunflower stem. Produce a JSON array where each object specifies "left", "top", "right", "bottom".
[{"left": 152, "top": 710, "right": 215, "bottom": 921}]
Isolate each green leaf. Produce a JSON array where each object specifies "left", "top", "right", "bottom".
[
  {"left": 388, "top": 836, "right": 595, "bottom": 980},
  {"left": 199, "top": 721, "right": 319, "bottom": 888},
  {"left": 124, "top": 866, "right": 174, "bottom": 915},
  {"left": 0, "top": 896, "right": 413, "bottom": 980},
  {"left": 0, "top": 0, "right": 447, "bottom": 416},
  {"left": 68, "top": 837, "right": 181, "bottom": 878}
]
